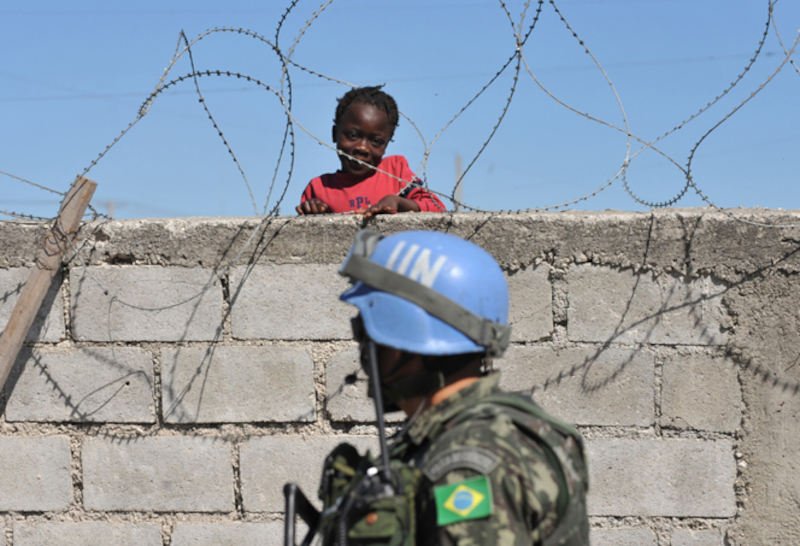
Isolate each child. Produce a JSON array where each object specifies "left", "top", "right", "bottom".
[{"left": 296, "top": 86, "right": 445, "bottom": 218}]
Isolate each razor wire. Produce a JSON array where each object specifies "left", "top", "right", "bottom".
[
  {"left": 52, "top": 0, "right": 799, "bottom": 352},
  {"left": 3, "top": 0, "right": 799, "bottom": 225},
  {"left": 2, "top": 0, "right": 799, "bottom": 283},
  {"left": 1, "top": 0, "right": 797, "bottom": 310},
  {"left": 1, "top": 0, "right": 798, "bottom": 442}
]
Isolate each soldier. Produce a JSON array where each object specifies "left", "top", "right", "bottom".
[{"left": 287, "top": 229, "right": 589, "bottom": 545}]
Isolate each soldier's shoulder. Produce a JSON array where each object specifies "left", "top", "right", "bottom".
[
  {"left": 442, "top": 391, "right": 555, "bottom": 448},
  {"left": 423, "top": 400, "right": 549, "bottom": 482},
  {"left": 423, "top": 392, "right": 590, "bottom": 545}
]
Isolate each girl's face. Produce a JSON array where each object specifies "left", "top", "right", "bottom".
[{"left": 333, "top": 102, "right": 392, "bottom": 180}]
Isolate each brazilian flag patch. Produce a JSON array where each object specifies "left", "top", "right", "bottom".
[{"left": 433, "top": 475, "right": 493, "bottom": 526}]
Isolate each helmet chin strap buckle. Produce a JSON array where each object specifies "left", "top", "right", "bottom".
[{"left": 480, "top": 319, "right": 511, "bottom": 357}]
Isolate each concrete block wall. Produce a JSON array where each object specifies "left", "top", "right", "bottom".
[{"left": 1, "top": 210, "right": 799, "bottom": 545}]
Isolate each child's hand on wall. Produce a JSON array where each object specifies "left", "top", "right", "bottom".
[
  {"left": 296, "top": 198, "right": 332, "bottom": 215},
  {"left": 362, "top": 195, "right": 420, "bottom": 219}
]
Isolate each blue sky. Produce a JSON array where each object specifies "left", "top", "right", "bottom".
[{"left": 2, "top": 0, "right": 798, "bottom": 219}]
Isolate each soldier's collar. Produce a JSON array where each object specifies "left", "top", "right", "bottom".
[{"left": 406, "top": 373, "right": 501, "bottom": 446}]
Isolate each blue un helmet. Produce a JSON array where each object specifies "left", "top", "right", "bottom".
[{"left": 339, "top": 230, "right": 510, "bottom": 357}]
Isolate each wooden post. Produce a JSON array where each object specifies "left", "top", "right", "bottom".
[{"left": 0, "top": 175, "right": 97, "bottom": 390}]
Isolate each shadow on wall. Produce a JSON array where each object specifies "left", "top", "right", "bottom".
[
  {"left": 498, "top": 214, "right": 800, "bottom": 399},
  {"left": 5, "top": 213, "right": 800, "bottom": 441},
  {"left": 3, "top": 215, "right": 315, "bottom": 442}
]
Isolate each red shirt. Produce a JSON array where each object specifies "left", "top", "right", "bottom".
[{"left": 300, "top": 155, "right": 446, "bottom": 213}]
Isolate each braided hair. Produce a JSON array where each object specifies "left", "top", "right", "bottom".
[{"left": 334, "top": 86, "right": 399, "bottom": 136}]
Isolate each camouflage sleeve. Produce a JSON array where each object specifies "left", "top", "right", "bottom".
[{"left": 422, "top": 414, "right": 562, "bottom": 546}]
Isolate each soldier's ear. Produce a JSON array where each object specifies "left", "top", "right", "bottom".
[{"left": 332, "top": 124, "right": 338, "bottom": 143}]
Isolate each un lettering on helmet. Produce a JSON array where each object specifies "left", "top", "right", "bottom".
[{"left": 385, "top": 241, "right": 447, "bottom": 288}]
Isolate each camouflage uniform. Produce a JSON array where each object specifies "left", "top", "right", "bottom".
[{"left": 390, "top": 373, "right": 589, "bottom": 545}]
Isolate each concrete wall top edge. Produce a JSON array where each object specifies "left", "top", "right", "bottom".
[{"left": 2, "top": 208, "right": 800, "bottom": 277}]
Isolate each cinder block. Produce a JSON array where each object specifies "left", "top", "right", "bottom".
[
  {"left": 70, "top": 266, "right": 224, "bottom": 341},
  {"left": 567, "top": 266, "right": 728, "bottom": 345},
  {"left": 0, "top": 436, "right": 71, "bottom": 511},
  {"left": 507, "top": 266, "right": 553, "bottom": 341},
  {"left": 240, "top": 435, "right": 378, "bottom": 513},
  {"left": 590, "top": 527, "right": 657, "bottom": 546},
  {"left": 171, "top": 522, "right": 283, "bottom": 546},
  {"left": 0, "top": 268, "right": 64, "bottom": 342},
  {"left": 587, "top": 438, "right": 736, "bottom": 517},
  {"left": 325, "top": 345, "right": 405, "bottom": 423},
  {"left": 161, "top": 345, "right": 315, "bottom": 423},
  {"left": 661, "top": 353, "right": 741, "bottom": 433},
  {"left": 14, "top": 522, "right": 161, "bottom": 546},
  {"left": 671, "top": 529, "right": 724, "bottom": 546},
  {"left": 498, "top": 345, "right": 655, "bottom": 426},
  {"left": 83, "top": 437, "right": 234, "bottom": 512},
  {"left": 5, "top": 347, "right": 154, "bottom": 423},
  {"left": 229, "top": 265, "right": 353, "bottom": 340}
]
